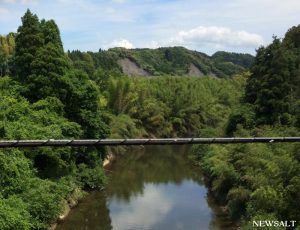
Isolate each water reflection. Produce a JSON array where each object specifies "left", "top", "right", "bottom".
[
  {"left": 109, "top": 180, "right": 214, "bottom": 230},
  {"left": 110, "top": 184, "right": 173, "bottom": 230},
  {"left": 57, "top": 146, "right": 236, "bottom": 230},
  {"left": 106, "top": 145, "right": 204, "bottom": 201}
]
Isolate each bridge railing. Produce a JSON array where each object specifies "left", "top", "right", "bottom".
[{"left": 0, "top": 137, "right": 300, "bottom": 148}]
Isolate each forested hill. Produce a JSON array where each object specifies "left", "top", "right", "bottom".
[
  {"left": 0, "top": 33, "right": 254, "bottom": 78},
  {"left": 67, "top": 47, "right": 254, "bottom": 78}
]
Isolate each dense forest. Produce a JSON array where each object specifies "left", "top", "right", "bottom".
[
  {"left": 191, "top": 26, "right": 300, "bottom": 229},
  {"left": 66, "top": 46, "right": 253, "bottom": 78},
  {"left": 0, "top": 10, "right": 110, "bottom": 229},
  {"left": 0, "top": 9, "right": 299, "bottom": 229}
]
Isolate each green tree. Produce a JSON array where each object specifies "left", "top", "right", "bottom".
[
  {"left": 41, "top": 19, "right": 63, "bottom": 50},
  {"left": 27, "top": 42, "right": 70, "bottom": 101},
  {"left": 14, "top": 9, "right": 44, "bottom": 82},
  {"left": 59, "top": 70, "right": 110, "bottom": 139},
  {"left": 0, "top": 48, "right": 5, "bottom": 76},
  {"left": 0, "top": 196, "right": 34, "bottom": 230},
  {"left": 282, "top": 25, "right": 300, "bottom": 100},
  {"left": 245, "top": 37, "right": 296, "bottom": 124},
  {"left": 15, "top": 10, "right": 70, "bottom": 102}
]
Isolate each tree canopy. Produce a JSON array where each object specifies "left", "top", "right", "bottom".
[{"left": 245, "top": 26, "right": 300, "bottom": 126}]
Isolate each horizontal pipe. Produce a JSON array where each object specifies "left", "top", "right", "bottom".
[{"left": 0, "top": 137, "right": 300, "bottom": 148}]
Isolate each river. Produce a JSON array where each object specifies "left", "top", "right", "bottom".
[{"left": 56, "top": 145, "right": 237, "bottom": 230}]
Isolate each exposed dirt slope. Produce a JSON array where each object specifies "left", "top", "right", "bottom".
[
  {"left": 188, "top": 63, "right": 204, "bottom": 77},
  {"left": 117, "top": 58, "right": 150, "bottom": 76}
]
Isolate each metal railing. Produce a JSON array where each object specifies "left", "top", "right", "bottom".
[{"left": 0, "top": 137, "right": 300, "bottom": 148}]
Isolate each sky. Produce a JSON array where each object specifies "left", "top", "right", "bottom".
[{"left": 0, "top": 0, "right": 300, "bottom": 55}]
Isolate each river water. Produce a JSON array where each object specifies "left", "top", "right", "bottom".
[{"left": 57, "top": 145, "right": 236, "bottom": 230}]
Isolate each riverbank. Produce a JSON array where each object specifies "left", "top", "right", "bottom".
[
  {"left": 50, "top": 187, "right": 87, "bottom": 230},
  {"left": 50, "top": 153, "right": 115, "bottom": 230},
  {"left": 190, "top": 153, "right": 240, "bottom": 229},
  {"left": 189, "top": 140, "right": 300, "bottom": 229}
]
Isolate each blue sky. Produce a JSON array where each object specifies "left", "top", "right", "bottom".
[{"left": 0, "top": 0, "right": 300, "bottom": 55}]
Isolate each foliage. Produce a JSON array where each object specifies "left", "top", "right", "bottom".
[
  {"left": 0, "top": 149, "right": 34, "bottom": 197},
  {"left": 26, "top": 42, "right": 70, "bottom": 101},
  {"left": 211, "top": 51, "right": 254, "bottom": 76},
  {"left": 105, "top": 75, "right": 245, "bottom": 138},
  {"left": 40, "top": 19, "right": 63, "bottom": 49},
  {"left": 0, "top": 10, "right": 109, "bottom": 229},
  {"left": 245, "top": 26, "right": 300, "bottom": 126},
  {"left": 20, "top": 178, "right": 67, "bottom": 225},
  {"left": 191, "top": 129, "right": 300, "bottom": 226},
  {"left": 15, "top": 9, "right": 44, "bottom": 82},
  {"left": 212, "top": 51, "right": 254, "bottom": 69},
  {"left": 0, "top": 33, "right": 15, "bottom": 76},
  {"left": 225, "top": 105, "right": 255, "bottom": 136},
  {"left": 191, "top": 25, "right": 300, "bottom": 229},
  {"left": 14, "top": 9, "right": 70, "bottom": 102},
  {"left": 0, "top": 196, "right": 34, "bottom": 230},
  {"left": 67, "top": 46, "right": 253, "bottom": 78},
  {"left": 58, "top": 70, "right": 110, "bottom": 139},
  {"left": 75, "top": 163, "right": 106, "bottom": 189}
]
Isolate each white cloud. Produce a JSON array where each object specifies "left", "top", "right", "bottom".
[
  {"left": 108, "top": 38, "right": 135, "bottom": 49},
  {"left": 166, "top": 26, "right": 264, "bottom": 49},
  {"left": 131, "top": 26, "right": 264, "bottom": 54},
  {"left": 109, "top": 184, "right": 173, "bottom": 230},
  {"left": 2, "top": 0, "right": 299, "bottom": 54}
]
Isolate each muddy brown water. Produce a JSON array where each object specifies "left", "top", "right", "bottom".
[{"left": 56, "top": 145, "right": 237, "bottom": 230}]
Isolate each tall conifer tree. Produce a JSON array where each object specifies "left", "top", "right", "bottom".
[
  {"left": 15, "top": 10, "right": 70, "bottom": 101},
  {"left": 28, "top": 18, "right": 69, "bottom": 100},
  {"left": 245, "top": 36, "right": 298, "bottom": 125},
  {"left": 41, "top": 19, "right": 64, "bottom": 50},
  {"left": 27, "top": 42, "right": 70, "bottom": 100},
  {"left": 15, "top": 9, "right": 44, "bottom": 82}
]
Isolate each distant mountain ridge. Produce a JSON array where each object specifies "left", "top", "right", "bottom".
[
  {"left": 0, "top": 33, "right": 254, "bottom": 78},
  {"left": 67, "top": 46, "right": 254, "bottom": 78}
]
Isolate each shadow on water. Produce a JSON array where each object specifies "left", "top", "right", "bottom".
[{"left": 57, "top": 145, "right": 237, "bottom": 230}]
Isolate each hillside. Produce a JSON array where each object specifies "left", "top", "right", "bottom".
[
  {"left": 67, "top": 47, "right": 254, "bottom": 78},
  {"left": 1, "top": 35, "right": 254, "bottom": 78}
]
